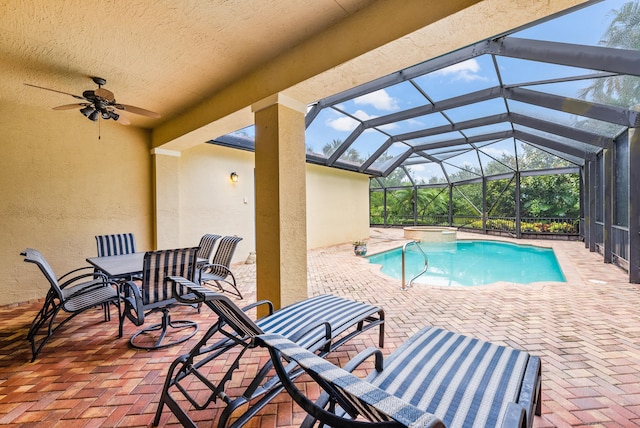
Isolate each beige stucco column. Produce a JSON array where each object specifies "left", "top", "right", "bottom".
[
  {"left": 152, "top": 148, "right": 181, "bottom": 250},
  {"left": 252, "top": 93, "right": 308, "bottom": 314}
]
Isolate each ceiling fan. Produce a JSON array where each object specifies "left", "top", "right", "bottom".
[{"left": 25, "top": 76, "right": 160, "bottom": 125}]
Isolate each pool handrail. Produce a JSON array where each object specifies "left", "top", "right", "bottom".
[{"left": 401, "top": 240, "right": 429, "bottom": 290}]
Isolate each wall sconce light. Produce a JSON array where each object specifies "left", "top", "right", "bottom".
[{"left": 230, "top": 172, "right": 239, "bottom": 182}]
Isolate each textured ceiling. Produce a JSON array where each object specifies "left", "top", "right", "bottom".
[
  {"left": 0, "top": 0, "right": 375, "bottom": 128},
  {"left": 1, "top": 0, "right": 587, "bottom": 143}
]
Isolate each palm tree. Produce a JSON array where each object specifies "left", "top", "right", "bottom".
[
  {"left": 322, "top": 139, "right": 363, "bottom": 163},
  {"left": 579, "top": 1, "right": 640, "bottom": 109}
]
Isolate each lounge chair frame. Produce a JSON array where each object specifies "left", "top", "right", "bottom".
[
  {"left": 21, "top": 248, "right": 121, "bottom": 362},
  {"left": 257, "top": 326, "right": 542, "bottom": 428},
  {"left": 153, "top": 277, "right": 385, "bottom": 428}
]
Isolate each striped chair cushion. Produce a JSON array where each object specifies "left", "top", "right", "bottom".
[
  {"left": 168, "top": 277, "right": 383, "bottom": 352},
  {"left": 368, "top": 326, "right": 531, "bottom": 428},
  {"left": 259, "top": 326, "right": 537, "bottom": 428},
  {"left": 256, "top": 294, "right": 381, "bottom": 350},
  {"left": 257, "top": 333, "right": 442, "bottom": 428}
]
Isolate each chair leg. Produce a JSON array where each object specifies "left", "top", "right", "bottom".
[
  {"left": 129, "top": 309, "right": 198, "bottom": 350},
  {"left": 27, "top": 296, "right": 60, "bottom": 362}
]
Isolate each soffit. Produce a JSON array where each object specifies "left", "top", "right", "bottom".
[{"left": 0, "top": 0, "right": 375, "bottom": 128}]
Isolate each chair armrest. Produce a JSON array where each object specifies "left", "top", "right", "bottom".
[
  {"left": 304, "top": 345, "right": 384, "bottom": 425},
  {"left": 168, "top": 276, "right": 206, "bottom": 305},
  {"left": 58, "top": 266, "right": 96, "bottom": 282},
  {"left": 342, "top": 346, "right": 384, "bottom": 374},
  {"left": 59, "top": 271, "right": 113, "bottom": 294},
  {"left": 257, "top": 334, "right": 444, "bottom": 428},
  {"left": 58, "top": 266, "right": 104, "bottom": 288},
  {"left": 121, "top": 280, "right": 144, "bottom": 326},
  {"left": 287, "top": 321, "right": 332, "bottom": 352},
  {"left": 501, "top": 402, "right": 526, "bottom": 428},
  {"left": 200, "top": 263, "right": 232, "bottom": 276},
  {"left": 242, "top": 300, "right": 274, "bottom": 316}
]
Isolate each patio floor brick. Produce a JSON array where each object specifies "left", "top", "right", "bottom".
[{"left": 1, "top": 227, "right": 639, "bottom": 426}]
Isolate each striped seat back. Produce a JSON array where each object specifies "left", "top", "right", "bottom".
[
  {"left": 205, "top": 291, "right": 263, "bottom": 337},
  {"left": 141, "top": 248, "right": 199, "bottom": 305},
  {"left": 196, "top": 234, "right": 221, "bottom": 261},
  {"left": 209, "top": 236, "right": 243, "bottom": 276},
  {"left": 21, "top": 248, "right": 64, "bottom": 301},
  {"left": 95, "top": 233, "right": 136, "bottom": 257},
  {"left": 168, "top": 278, "right": 263, "bottom": 337}
]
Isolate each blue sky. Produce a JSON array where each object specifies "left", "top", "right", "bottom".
[{"left": 232, "top": 0, "right": 633, "bottom": 181}]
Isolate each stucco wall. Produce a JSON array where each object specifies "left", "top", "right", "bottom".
[
  {"left": 0, "top": 103, "right": 153, "bottom": 306},
  {"left": 0, "top": 111, "right": 371, "bottom": 307},
  {"left": 306, "top": 164, "right": 370, "bottom": 248},
  {"left": 178, "top": 144, "right": 256, "bottom": 263},
  {"left": 178, "top": 144, "right": 371, "bottom": 263}
]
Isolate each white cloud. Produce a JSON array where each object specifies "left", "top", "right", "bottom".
[
  {"left": 354, "top": 89, "right": 399, "bottom": 111},
  {"left": 353, "top": 109, "right": 375, "bottom": 120},
  {"left": 433, "top": 59, "right": 486, "bottom": 82},
  {"left": 326, "top": 115, "right": 359, "bottom": 131},
  {"left": 326, "top": 109, "right": 399, "bottom": 132},
  {"left": 481, "top": 147, "right": 511, "bottom": 157}
]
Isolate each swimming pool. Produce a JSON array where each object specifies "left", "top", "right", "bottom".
[{"left": 367, "top": 240, "right": 566, "bottom": 286}]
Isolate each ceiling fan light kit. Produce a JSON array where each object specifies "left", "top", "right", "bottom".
[{"left": 25, "top": 76, "right": 160, "bottom": 126}]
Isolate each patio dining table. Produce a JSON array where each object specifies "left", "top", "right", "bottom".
[
  {"left": 86, "top": 252, "right": 146, "bottom": 279},
  {"left": 86, "top": 252, "right": 208, "bottom": 280}
]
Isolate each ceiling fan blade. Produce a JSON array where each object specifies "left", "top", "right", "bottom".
[
  {"left": 53, "top": 103, "right": 86, "bottom": 110},
  {"left": 24, "top": 83, "right": 85, "bottom": 100},
  {"left": 95, "top": 87, "right": 115, "bottom": 102},
  {"left": 114, "top": 104, "right": 161, "bottom": 118},
  {"left": 114, "top": 113, "right": 131, "bottom": 125}
]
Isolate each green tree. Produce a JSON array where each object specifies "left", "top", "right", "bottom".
[
  {"left": 579, "top": 1, "right": 640, "bottom": 110},
  {"left": 520, "top": 174, "right": 580, "bottom": 218},
  {"left": 322, "top": 139, "right": 363, "bottom": 163}
]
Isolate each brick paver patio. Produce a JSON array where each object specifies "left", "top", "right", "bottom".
[{"left": 1, "top": 227, "right": 639, "bottom": 427}]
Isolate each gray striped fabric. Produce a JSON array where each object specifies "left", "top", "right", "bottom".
[
  {"left": 258, "top": 333, "right": 442, "bottom": 428},
  {"left": 22, "top": 248, "right": 64, "bottom": 300},
  {"left": 206, "top": 235, "right": 242, "bottom": 277},
  {"left": 95, "top": 233, "right": 136, "bottom": 257},
  {"left": 142, "top": 248, "right": 199, "bottom": 305},
  {"left": 196, "top": 234, "right": 221, "bottom": 261},
  {"left": 255, "top": 294, "right": 379, "bottom": 350},
  {"left": 62, "top": 283, "right": 119, "bottom": 312},
  {"left": 168, "top": 278, "right": 381, "bottom": 352},
  {"left": 369, "top": 326, "right": 529, "bottom": 428},
  {"left": 259, "top": 326, "right": 532, "bottom": 428}
]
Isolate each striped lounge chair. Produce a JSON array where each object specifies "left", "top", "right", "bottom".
[
  {"left": 153, "top": 278, "right": 385, "bottom": 428},
  {"left": 257, "top": 326, "right": 542, "bottom": 428}
]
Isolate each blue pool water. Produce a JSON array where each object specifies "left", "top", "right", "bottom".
[{"left": 367, "top": 240, "right": 566, "bottom": 286}]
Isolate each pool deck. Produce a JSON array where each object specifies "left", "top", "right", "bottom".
[{"left": 1, "top": 227, "right": 639, "bottom": 427}]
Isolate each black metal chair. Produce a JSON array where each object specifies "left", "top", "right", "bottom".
[
  {"left": 195, "top": 233, "right": 221, "bottom": 268},
  {"left": 119, "top": 247, "right": 200, "bottom": 350},
  {"left": 95, "top": 233, "right": 137, "bottom": 257},
  {"left": 153, "top": 278, "right": 385, "bottom": 428},
  {"left": 21, "top": 248, "right": 121, "bottom": 362},
  {"left": 199, "top": 235, "right": 243, "bottom": 299},
  {"left": 95, "top": 233, "right": 140, "bottom": 281}
]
